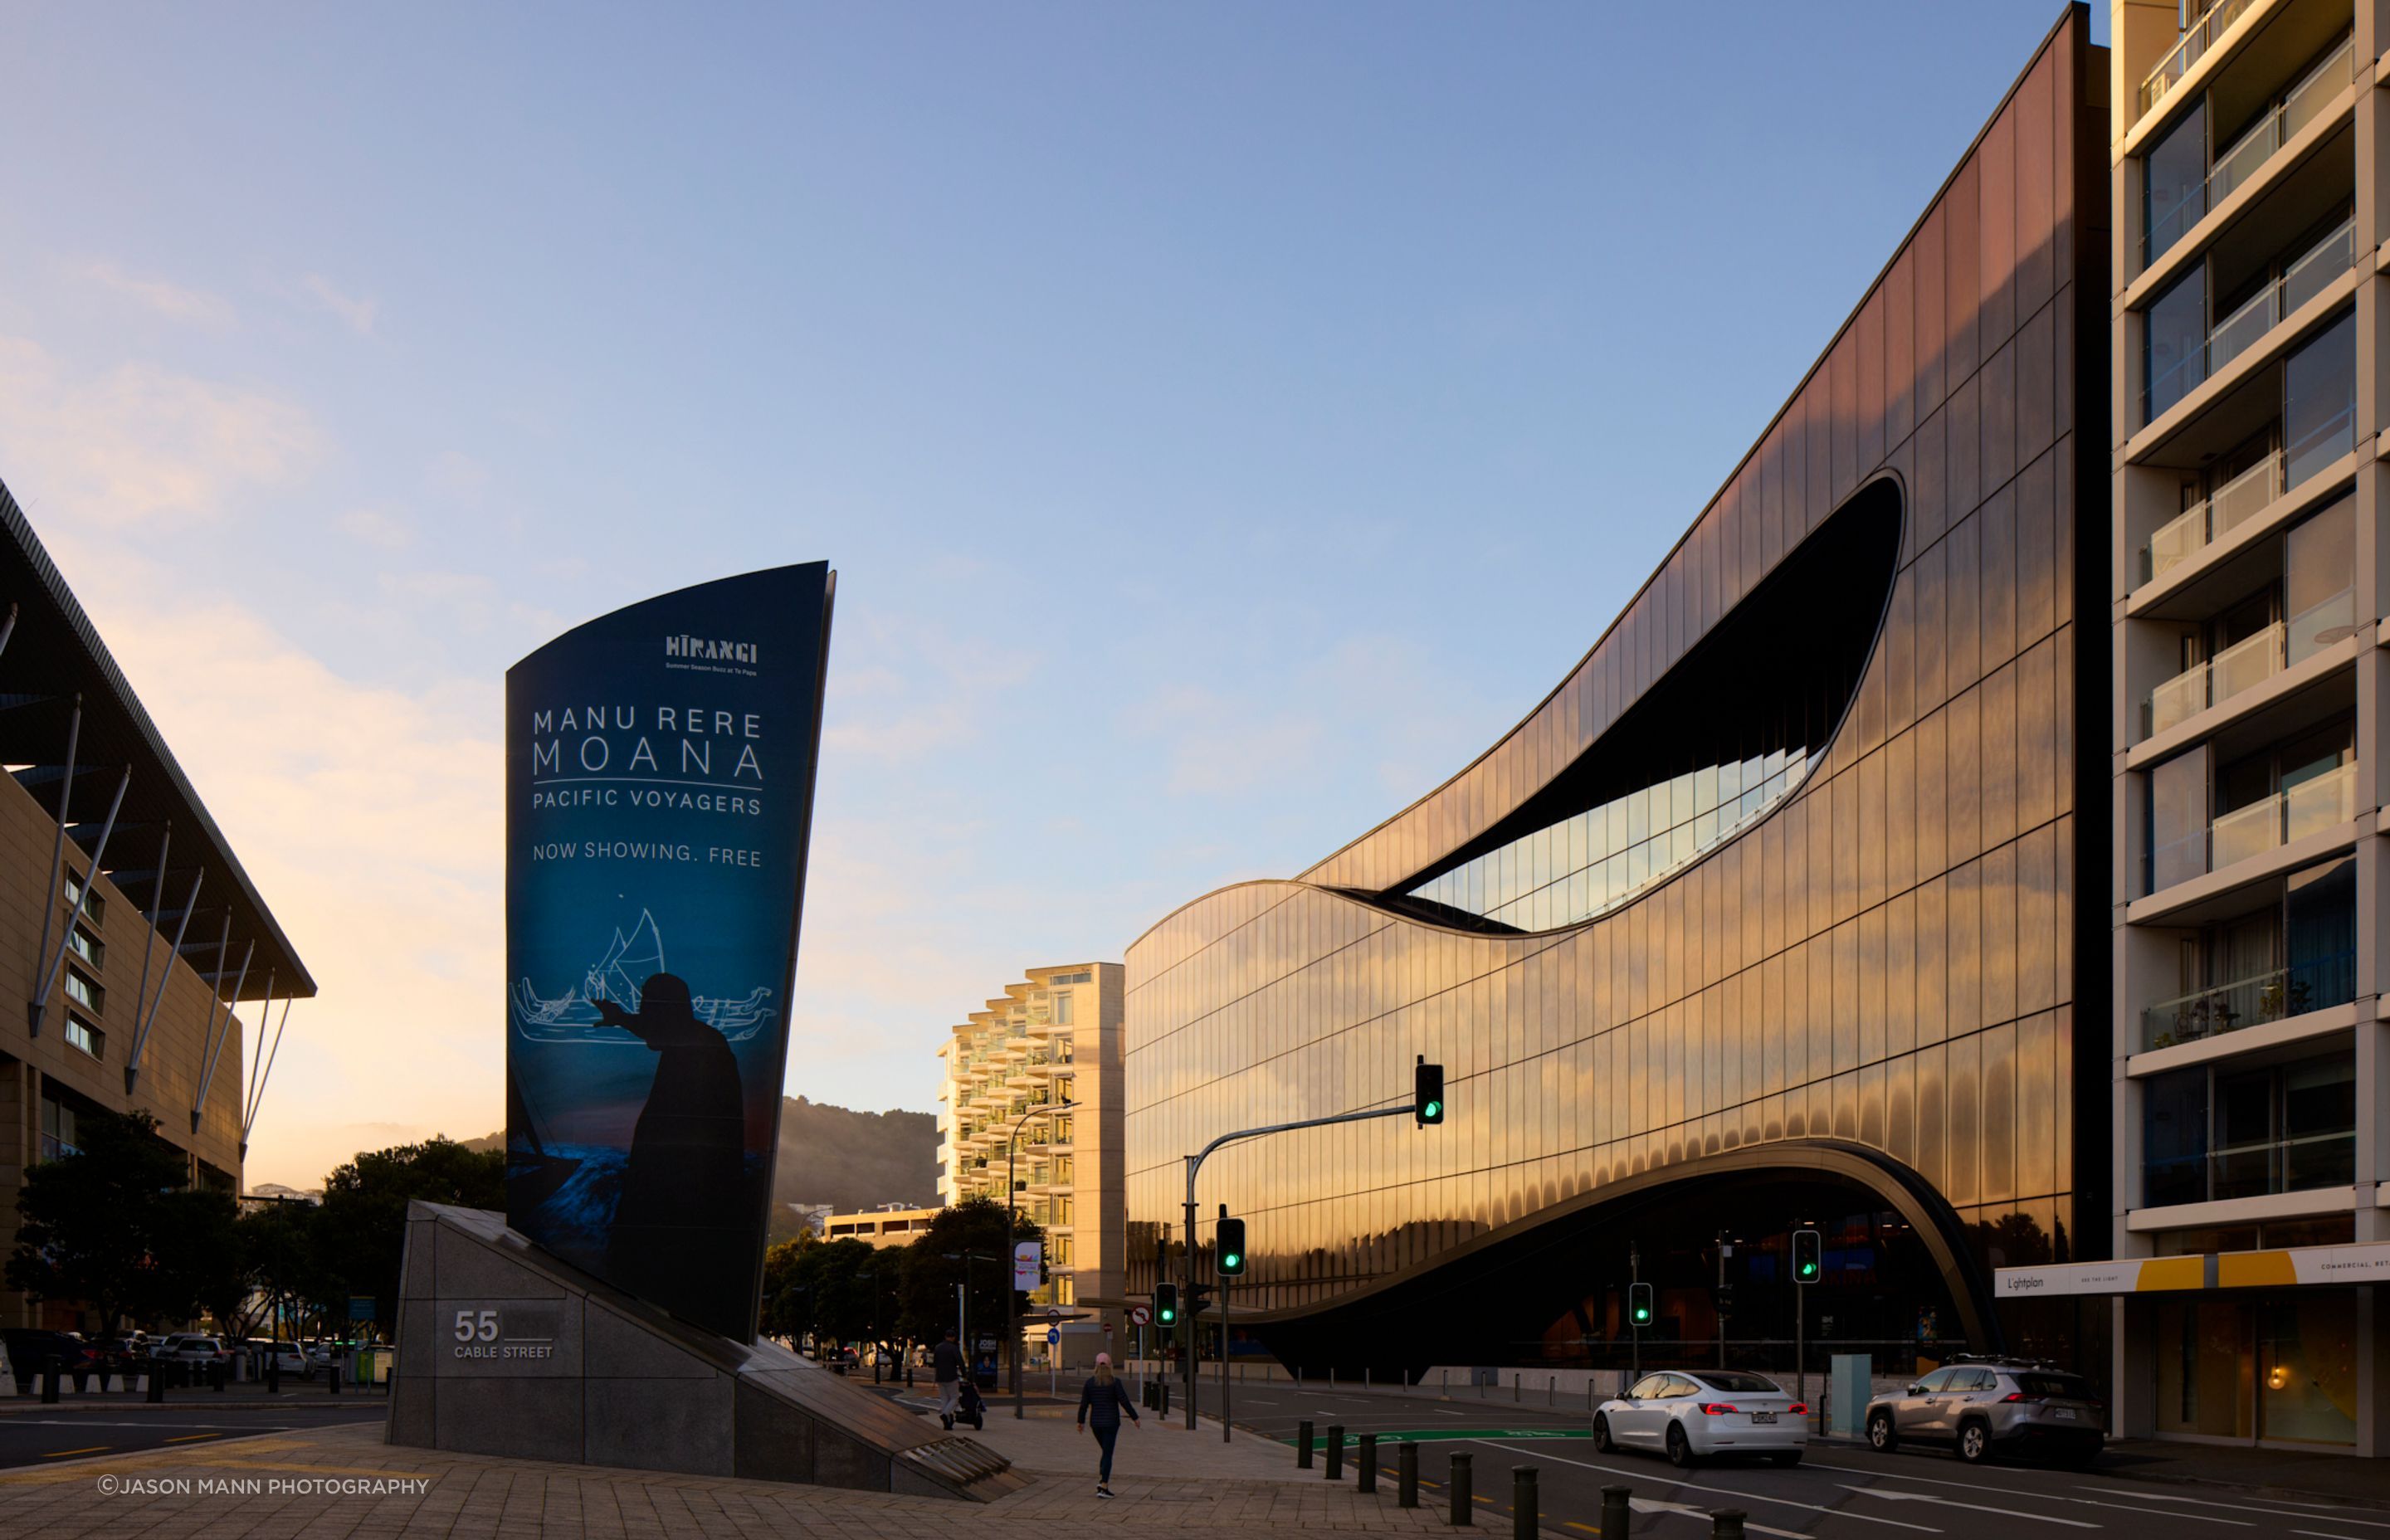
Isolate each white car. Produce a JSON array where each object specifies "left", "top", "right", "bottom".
[
  {"left": 153, "top": 1334, "right": 230, "bottom": 1366},
  {"left": 1594, "top": 1370, "right": 1808, "bottom": 1467}
]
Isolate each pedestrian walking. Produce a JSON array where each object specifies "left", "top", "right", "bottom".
[
  {"left": 1076, "top": 1352, "right": 1141, "bottom": 1498},
  {"left": 932, "top": 1328, "right": 964, "bottom": 1430}
]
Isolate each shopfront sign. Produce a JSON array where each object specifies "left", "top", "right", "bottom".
[
  {"left": 2000, "top": 1241, "right": 2390, "bottom": 1298},
  {"left": 2219, "top": 1240, "right": 2390, "bottom": 1288},
  {"left": 1993, "top": 1256, "right": 2206, "bottom": 1297},
  {"left": 505, "top": 564, "right": 835, "bottom": 1343}
]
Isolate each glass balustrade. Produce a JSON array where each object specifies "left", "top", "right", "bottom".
[
  {"left": 2212, "top": 1129, "right": 2356, "bottom": 1200},
  {"left": 2141, "top": 950, "right": 2357, "bottom": 1050},
  {"left": 2140, "top": 0, "right": 2260, "bottom": 119},
  {"left": 2144, "top": 621, "right": 2285, "bottom": 741},
  {"left": 2149, "top": 761, "right": 2358, "bottom": 890},
  {"left": 2145, "top": 217, "right": 2353, "bottom": 428},
  {"left": 2142, "top": 34, "right": 2354, "bottom": 264},
  {"left": 2141, "top": 449, "right": 2281, "bottom": 584}
]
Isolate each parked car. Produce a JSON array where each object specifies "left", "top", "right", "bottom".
[
  {"left": 245, "top": 1339, "right": 308, "bottom": 1377},
  {"left": 1863, "top": 1357, "right": 2105, "bottom": 1465},
  {"left": 1593, "top": 1370, "right": 1808, "bottom": 1468},
  {"left": 0, "top": 1329, "right": 97, "bottom": 1392},
  {"left": 305, "top": 1340, "right": 358, "bottom": 1376},
  {"left": 154, "top": 1333, "right": 231, "bottom": 1366}
]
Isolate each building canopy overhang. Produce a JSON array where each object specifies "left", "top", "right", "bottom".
[{"left": 1997, "top": 1241, "right": 2390, "bottom": 1297}]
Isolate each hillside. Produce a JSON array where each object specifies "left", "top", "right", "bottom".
[{"left": 465, "top": 1096, "right": 939, "bottom": 1213}]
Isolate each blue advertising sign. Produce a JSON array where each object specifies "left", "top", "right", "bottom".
[{"left": 505, "top": 563, "right": 834, "bottom": 1341}]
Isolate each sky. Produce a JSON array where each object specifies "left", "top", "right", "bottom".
[{"left": 0, "top": 2, "right": 2107, "bottom": 1191}]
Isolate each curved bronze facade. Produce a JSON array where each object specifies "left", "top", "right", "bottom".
[{"left": 1124, "top": 7, "right": 2110, "bottom": 1370}]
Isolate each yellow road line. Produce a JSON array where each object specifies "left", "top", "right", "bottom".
[
  {"left": 1567, "top": 1525, "right": 1601, "bottom": 1534},
  {"left": 163, "top": 1434, "right": 218, "bottom": 1443},
  {"left": 41, "top": 1446, "right": 109, "bottom": 1459}
]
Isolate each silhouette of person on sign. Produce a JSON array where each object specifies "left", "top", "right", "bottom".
[{"left": 593, "top": 972, "right": 752, "bottom": 1332}]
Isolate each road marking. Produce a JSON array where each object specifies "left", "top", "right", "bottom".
[
  {"left": 41, "top": 1447, "right": 109, "bottom": 1459},
  {"left": 2100, "top": 1492, "right": 2390, "bottom": 1529},
  {"left": 163, "top": 1434, "right": 218, "bottom": 1444},
  {"left": 1631, "top": 1496, "right": 1810, "bottom": 1538},
  {"left": 2293, "top": 1531, "right": 2376, "bottom": 1540},
  {"left": 2068, "top": 1497, "right": 2246, "bottom": 1527},
  {"left": 1467, "top": 1441, "right": 1941, "bottom": 1533},
  {"left": 1838, "top": 1484, "right": 2099, "bottom": 1528}
]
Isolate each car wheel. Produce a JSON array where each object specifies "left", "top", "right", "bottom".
[
  {"left": 1769, "top": 1451, "right": 1802, "bottom": 1467},
  {"left": 1593, "top": 1414, "right": 1615, "bottom": 1453},
  {"left": 1955, "top": 1419, "right": 1991, "bottom": 1464},
  {"left": 1666, "top": 1423, "right": 1697, "bottom": 1469},
  {"left": 1866, "top": 1410, "right": 1898, "bottom": 1453}
]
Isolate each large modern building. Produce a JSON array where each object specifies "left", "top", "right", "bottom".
[
  {"left": 935, "top": 962, "right": 1124, "bottom": 1362},
  {"left": 0, "top": 475, "right": 315, "bottom": 1331},
  {"left": 2098, "top": 0, "right": 2385, "bottom": 1452},
  {"left": 1124, "top": 7, "right": 2113, "bottom": 1383}
]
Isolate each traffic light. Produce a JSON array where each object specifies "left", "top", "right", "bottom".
[
  {"left": 1628, "top": 1281, "right": 1653, "bottom": 1328},
  {"left": 1217, "top": 1217, "right": 1246, "bottom": 1276},
  {"left": 1793, "top": 1228, "right": 1822, "bottom": 1284},
  {"left": 1415, "top": 1056, "right": 1445, "bottom": 1125},
  {"left": 1154, "top": 1283, "right": 1179, "bottom": 1325}
]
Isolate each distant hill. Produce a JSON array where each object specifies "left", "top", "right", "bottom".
[{"left": 464, "top": 1096, "right": 938, "bottom": 1214}]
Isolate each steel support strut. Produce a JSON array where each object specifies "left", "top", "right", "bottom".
[
  {"left": 28, "top": 699, "right": 81, "bottom": 1035},
  {"left": 30, "top": 766, "right": 128, "bottom": 1036},
  {"left": 126, "top": 867, "right": 203, "bottom": 1093}
]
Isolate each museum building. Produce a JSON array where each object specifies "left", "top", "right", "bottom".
[
  {"left": 1124, "top": 7, "right": 2114, "bottom": 1388},
  {"left": 0, "top": 471, "right": 315, "bottom": 1331}
]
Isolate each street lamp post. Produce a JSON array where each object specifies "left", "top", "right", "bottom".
[{"left": 1002, "top": 1099, "right": 1074, "bottom": 1420}]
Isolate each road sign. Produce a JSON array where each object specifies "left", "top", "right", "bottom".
[
  {"left": 1129, "top": 1304, "right": 1150, "bottom": 1326},
  {"left": 1046, "top": 1327, "right": 1061, "bottom": 1345},
  {"left": 347, "top": 1295, "right": 373, "bottom": 1322},
  {"left": 1047, "top": 1309, "right": 1061, "bottom": 1323}
]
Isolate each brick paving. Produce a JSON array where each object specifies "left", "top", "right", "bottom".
[{"left": 0, "top": 1415, "right": 1469, "bottom": 1538}]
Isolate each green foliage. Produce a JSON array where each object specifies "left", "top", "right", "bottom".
[
  {"left": 314, "top": 1138, "right": 505, "bottom": 1325},
  {"left": 760, "top": 1235, "right": 893, "bottom": 1348},
  {"left": 896, "top": 1195, "right": 1040, "bottom": 1349},
  {"left": 4, "top": 1109, "right": 240, "bottom": 1334},
  {"left": 232, "top": 1199, "right": 337, "bottom": 1341}
]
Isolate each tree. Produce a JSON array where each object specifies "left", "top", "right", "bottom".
[
  {"left": 314, "top": 1138, "right": 505, "bottom": 1326},
  {"left": 5, "top": 1109, "right": 238, "bottom": 1334},
  {"left": 897, "top": 1196, "right": 1041, "bottom": 1355},
  {"left": 229, "top": 1199, "right": 334, "bottom": 1343},
  {"left": 760, "top": 1236, "right": 881, "bottom": 1352}
]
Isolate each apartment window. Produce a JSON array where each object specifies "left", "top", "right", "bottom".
[
  {"left": 1051, "top": 1154, "right": 1075, "bottom": 1186},
  {"left": 1050, "top": 1233, "right": 1075, "bottom": 1266},
  {"left": 65, "top": 924, "right": 104, "bottom": 970},
  {"left": 2144, "top": 96, "right": 2207, "bottom": 265},
  {"left": 2145, "top": 265, "right": 2207, "bottom": 422},
  {"left": 829, "top": 1223, "right": 856, "bottom": 1236},
  {"left": 1055, "top": 1275, "right": 1076, "bottom": 1305},
  {"left": 2285, "top": 495, "right": 2358, "bottom": 661},
  {"left": 1051, "top": 1194, "right": 1075, "bottom": 1227},
  {"left": 2147, "top": 856, "right": 2355, "bottom": 1050},
  {"left": 1053, "top": 990, "right": 1075, "bottom": 1027},
  {"left": 61, "top": 872, "right": 105, "bottom": 925},
  {"left": 2144, "top": 1049, "right": 2356, "bottom": 1207},
  {"left": 38, "top": 1094, "right": 78, "bottom": 1161},
  {"left": 63, "top": 1013, "right": 102, "bottom": 1060},
  {"left": 2285, "top": 309, "right": 2356, "bottom": 486},
  {"left": 62, "top": 968, "right": 104, "bottom": 1016},
  {"left": 1051, "top": 1114, "right": 1074, "bottom": 1144}
]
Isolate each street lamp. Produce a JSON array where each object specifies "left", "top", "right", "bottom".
[{"left": 1002, "top": 1099, "right": 1074, "bottom": 1420}]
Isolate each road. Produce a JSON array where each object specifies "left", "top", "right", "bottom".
[
  {"left": 1217, "top": 1384, "right": 2390, "bottom": 1539},
  {"left": 0, "top": 1400, "right": 387, "bottom": 1469}
]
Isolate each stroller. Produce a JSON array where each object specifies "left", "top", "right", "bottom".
[{"left": 955, "top": 1376, "right": 987, "bottom": 1430}]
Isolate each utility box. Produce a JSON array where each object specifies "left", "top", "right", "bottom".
[{"left": 1828, "top": 1353, "right": 1871, "bottom": 1438}]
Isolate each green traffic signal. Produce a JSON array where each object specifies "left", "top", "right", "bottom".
[
  {"left": 1792, "top": 1227, "right": 1823, "bottom": 1283},
  {"left": 1155, "top": 1282, "right": 1179, "bottom": 1324},
  {"left": 1628, "top": 1280, "right": 1653, "bottom": 1327},
  {"left": 1415, "top": 1057, "right": 1446, "bottom": 1126},
  {"left": 1217, "top": 1216, "right": 1247, "bottom": 1276}
]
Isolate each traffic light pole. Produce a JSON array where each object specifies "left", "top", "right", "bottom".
[{"left": 1182, "top": 1099, "right": 1429, "bottom": 1431}]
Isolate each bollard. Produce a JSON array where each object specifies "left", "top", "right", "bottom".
[
  {"left": 1397, "top": 1441, "right": 1419, "bottom": 1508},
  {"left": 1325, "top": 1424, "right": 1344, "bottom": 1480},
  {"left": 146, "top": 1367, "right": 164, "bottom": 1403},
  {"left": 1549, "top": 1375, "right": 1555, "bottom": 1406},
  {"left": 211, "top": 1360, "right": 226, "bottom": 1392},
  {"left": 1450, "top": 1451, "right": 1474, "bottom": 1526},
  {"left": 1512, "top": 1466, "right": 1538, "bottom": 1540},
  {"left": 329, "top": 1361, "right": 342, "bottom": 1396},
  {"left": 1296, "top": 1419, "right": 1314, "bottom": 1469},
  {"left": 1600, "top": 1485, "right": 1632, "bottom": 1540},
  {"left": 1441, "top": 1367, "right": 1449, "bottom": 1396},
  {"left": 1513, "top": 1372, "right": 1519, "bottom": 1402},
  {"left": 71, "top": 1365, "right": 89, "bottom": 1394},
  {"left": 1710, "top": 1511, "right": 1747, "bottom": 1539},
  {"left": 266, "top": 1353, "right": 280, "bottom": 1395},
  {"left": 1357, "top": 1432, "right": 1377, "bottom": 1494},
  {"left": 41, "top": 1355, "right": 60, "bottom": 1404},
  {"left": 1159, "top": 1379, "right": 1169, "bottom": 1416}
]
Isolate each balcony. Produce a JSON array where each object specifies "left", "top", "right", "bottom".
[
  {"left": 2147, "top": 1131, "right": 2355, "bottom": 1206},
  {"left": 2141, "top": 952, "right": 2355, "bottom": 1050},
  {"left": 2150, "top": 760, "right": 2357, "bottom": 891},
  {"left": 2146, "top": 216, "right": 2353, "bottom": 424},
  {"left": 2142, "top": 449, "right": 2281, "bottom": 585},
  {"left": 2144, "top": 32, "right": 2353, "bottom": 264},
  {"left": 2146, "top": 621, "right": 2285, "bottom": 740},
  {"left": 2140, "top": 0, "right": 2261, "bottom": 122}
]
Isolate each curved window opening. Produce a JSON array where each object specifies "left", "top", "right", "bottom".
[{"left": 1386, "top": 477, "right": 1903, "bottom": 933}]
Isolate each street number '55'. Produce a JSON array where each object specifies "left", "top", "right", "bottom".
[{"left": 453, "top": 1309, "right": 499, "bottom": 1343}]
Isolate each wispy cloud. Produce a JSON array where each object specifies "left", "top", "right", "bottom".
[
  {"left": 74, "top": 261, "right": 237, "bottom": 329},
  {"left": 339, "top": 506, "right": 413, "bottom": 550},
  {"left": 301, "top": 273, "right": 378, "bottom": 337}
]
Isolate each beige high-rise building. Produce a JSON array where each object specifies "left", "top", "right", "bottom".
[
  {"left": 934, "top": 962, "right": 1124, "bottom": 1367},
  {"left": 2110, "top": 0, "right": 2387, "bottom": 1452}
]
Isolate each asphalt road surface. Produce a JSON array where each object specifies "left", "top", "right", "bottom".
[
  {"left": 1219, "top": 1384, "right": 2390, "bottom": 1539},
  {"left": 0, "top": 1401, "right": 386, "bottom": 1469}
]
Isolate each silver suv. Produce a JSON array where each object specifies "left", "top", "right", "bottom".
[{"left": 1863, "top": 1358, "right": 2104, "bottom": 1465}]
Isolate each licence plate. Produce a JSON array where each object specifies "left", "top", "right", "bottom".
[
  {"left": 1751, "top": 1411, "right": 1777, "bottom": 1424},
  {"left": 2054, "top": 1409, "right": 2077, "bottom": 1421}
]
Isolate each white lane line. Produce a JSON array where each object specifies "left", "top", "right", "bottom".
[
  {"left": 1631, "top": 1494, "right": 1809, "bottom": 1538},
  {"left": 2293, "top": 1531, "right": 2375, "bottom": 1539},
  {"left": 2069, "top": 1496, "right": 2248, "bottom": 1526},
  {"left": 1837, "top": 1484, "right": 2100, "bottom": 1528},
  {"left": 1437, "top": 1408, "right": 1465, "bottom": 1416},
  {"left": 1468, "top": 1440, "right": 1942, "bottom": 1533},
  {"left": 2099, "top": 1492, "right": 2390, "bottom": 1529}
]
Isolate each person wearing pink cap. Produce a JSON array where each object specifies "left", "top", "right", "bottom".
[{"left": 1076, "top": 1352, "right": 1141, "bottom": 1497}]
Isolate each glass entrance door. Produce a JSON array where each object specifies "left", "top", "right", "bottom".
[{"left": 2154, "top": 1289, "right": 2356, "bottom": 1445}]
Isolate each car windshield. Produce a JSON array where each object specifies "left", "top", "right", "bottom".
[
  {"left": 2015, "top": 1373, "right": 2094, "bottom": 1398},
  {"left": 1695, "top": 1372, "right": 1783, "bottom": 1394}
]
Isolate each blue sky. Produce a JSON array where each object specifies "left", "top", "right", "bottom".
[{"left": 0, "top": 2, "right": 2105, "bottom": 1189}]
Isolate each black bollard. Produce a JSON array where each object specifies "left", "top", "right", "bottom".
[
  {"left": 1357, "top": 1432, "right": 1377, "bottom": 1494},
  {"left": 146, "top": 1365, "right": 164, "bottom": 1403},
  {"left": 1513, "top": 1466, "right": 1538, "bottom": 1540},
  {"left": 40, "top": 1355, "right": 60, "bottom": 1404},
  {"left": 1296, "top": 1419, "right": 1314, "bottom": 1469},
  {"left": 71, "top": 1365, "right": 89, "bottom": 1394},
  {"left": 211, "top": 1360, "right": 227, "bottom": 1392},
  {"left": 1601, "top": 1484, "right": 1632, "bottom": 1540},
  {"left": 1450, "top": 1451, "right": 1474, "bottom": 1526},
  {"left": 329, "top": 1360, "right": 342, "bottom": 1396},
  {"left": 1397, "top": 1442, "right": 1419, "bottom": 1508},
  {"left": 1711, "top": 1511, "right": 1747, "bottom": 1540},
  {"left": 266, "top": 1353, "right": 280, "bottom": 1395},
  {"left": 1325, "top": 1424, "right": 1344, "bottom": 1480}
]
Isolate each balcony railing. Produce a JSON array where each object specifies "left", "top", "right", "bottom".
[
  {"left": 2144, "top": 33, "right": 2354, "bottom": 263},
  {"left": 2146, "top": 217, "right": 2353, "bottom": 421},
  {"left": 2140, "top": 0, "right": 2260, "bottom": 119},
  {"left": 2150, "top": 760, "right": 2358, "bottom": 891},
  {"left": 2142, "top": 448, "right": 2282, "bottom": 586},
  {"left": 2141, "top": 951, "right": 2356, "bottom": 1050},
  {"left": 2145, "top": 621, "right": 2285, "bottom": 740},
  {"left": 2146, "top": 1129, "right": 2356, "bottom": 1207}
]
